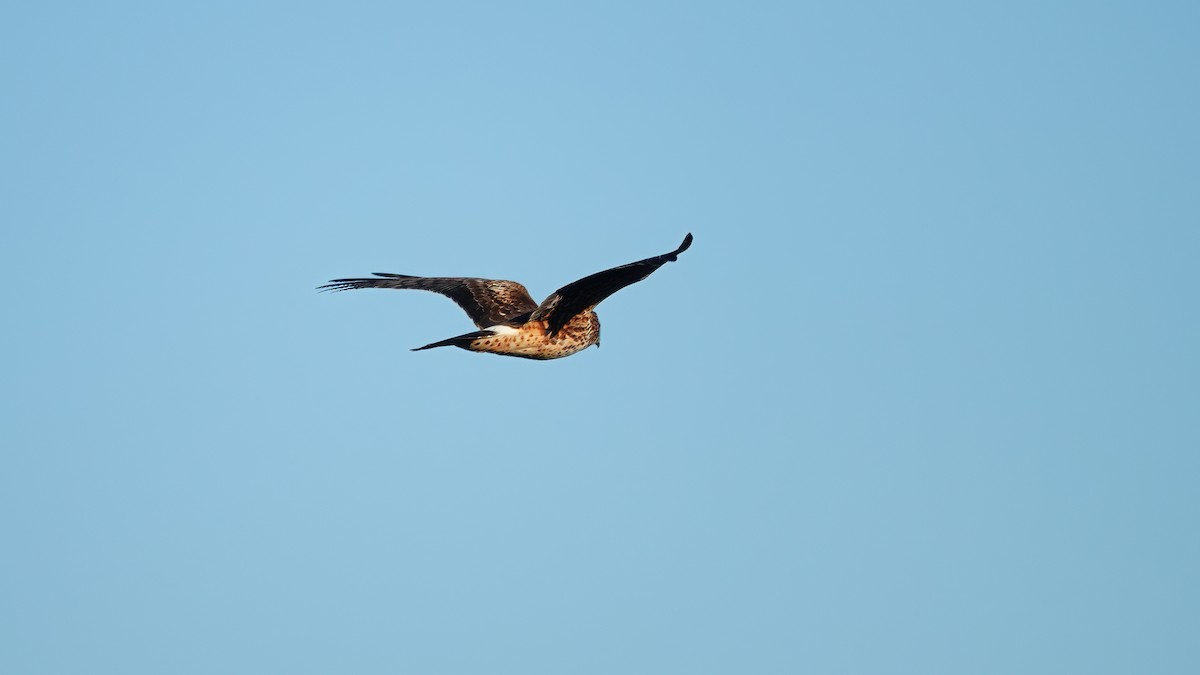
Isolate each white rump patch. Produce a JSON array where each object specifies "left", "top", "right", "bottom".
[{"left": 486, "top": 325, "right": 520, "bottom": 336}]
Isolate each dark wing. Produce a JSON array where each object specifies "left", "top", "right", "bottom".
[
  {"left": 318, "top": 274, "right": 538, "bottom": 328},
  {"left": 531, "top": 233, "right": 693, "bottom": 336}
]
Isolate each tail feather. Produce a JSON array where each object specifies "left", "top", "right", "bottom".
[{"left": 412, "top": 330, "right": 494, "bottom": 352}]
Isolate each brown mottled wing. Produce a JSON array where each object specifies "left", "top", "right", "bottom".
[
  {"left": 531, "top": 233, "right": 693, "bottom": 336},
  {"left": 318, "top": 275, "right": 538, "bottom": 328}
]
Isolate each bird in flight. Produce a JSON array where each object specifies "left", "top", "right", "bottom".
[{"left": 319, "top": 233, "right": 693, "bottom": 360}]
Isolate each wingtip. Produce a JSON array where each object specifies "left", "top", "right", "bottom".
[
  {"left": 317, "top": 280, "right": 358, "bottom": 293},
  {"left": 667, "top": 233, "right": 693, "bottom": 261}
]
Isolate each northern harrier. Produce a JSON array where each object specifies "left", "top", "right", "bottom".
[{"left": 319, "top": 233, "right": 693, "bottom": 360}]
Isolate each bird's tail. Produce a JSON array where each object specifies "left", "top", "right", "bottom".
[{"left": 411, "top": 330, "right": 494, "bottom": 352}]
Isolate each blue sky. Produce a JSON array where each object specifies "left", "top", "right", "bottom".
[{"left": 2, "top": 1, "right": 1197, "bottom": 673}]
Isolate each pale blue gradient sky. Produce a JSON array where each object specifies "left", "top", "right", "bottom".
[{"left": 3, "top": 2, "right": 1198, "bottom": 673}]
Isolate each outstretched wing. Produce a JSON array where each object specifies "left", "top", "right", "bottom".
[
  {"left": 318, "top": 274, "right": 538, "bottom": 328},
  {"left": 531, "top": 233, "right": 693, "bottom": 336}
]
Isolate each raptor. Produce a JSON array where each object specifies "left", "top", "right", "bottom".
[{"left": 319, "top": 233, "right": 693, "bottom": 360}]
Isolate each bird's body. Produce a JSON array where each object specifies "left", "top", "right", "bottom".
[
  {"left": 441, "top": 313, "right": 601, "bottom": 360},
  {"left": 319, "top": 233, "right": 692, "bottom": 360}
]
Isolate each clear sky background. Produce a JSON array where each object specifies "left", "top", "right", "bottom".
[{"left": 2, "top": 2, "right": 1197, "bottom": 673}]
